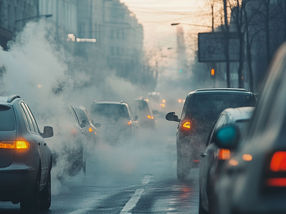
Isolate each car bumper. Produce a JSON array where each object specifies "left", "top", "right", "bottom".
[{"left": 0, "top": 163, "right": 37, "bottom": 202}]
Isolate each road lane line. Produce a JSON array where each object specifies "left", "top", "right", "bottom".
[
  {"left": 120, "top": 175, "right": 152, "bottom": 214},
  {"left": 120, "top": 188, "right": 144, "bottom": 214}
]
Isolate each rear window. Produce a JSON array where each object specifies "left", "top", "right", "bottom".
[
  {"left": 186, "top": 93, "right": 256, "bottom": 123},
  {"left": 136, "top": 101, "right": 151, "bottom": 114},
  {"left": 0, "top": 105, "right": 16, "bottom": 131},
  {"left": 91, "top": 103, "right": 130, "bottom": 120}
]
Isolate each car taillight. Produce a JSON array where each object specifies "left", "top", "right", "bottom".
[
  {"left": 147, "top": 115, "right": 154, "bottom": 120},
  {"left": 88, "top": 127, "right": 93, "bottom": 133},
  {"left": 218, "top": 149, "right": 231, "bottom": 160},
  {"left": 180, "top": 120, "right": 192, "bottom": 132},
  {"left": 270, "top": 151, "right": 286, "bottom": 172},
  {"left": 0, "top": 140, "right": 30, "bottom": 150},
  {"left": 265, "top": 151, "right": 286, "bottom": 188}
]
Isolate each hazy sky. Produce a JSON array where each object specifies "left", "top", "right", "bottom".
[{"left": 122, "top": 0, "right": 213, "bottom": 49}]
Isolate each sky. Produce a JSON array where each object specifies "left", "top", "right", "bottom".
[{"left": 122, "top": 0, "right": 213, "bottom": 49}]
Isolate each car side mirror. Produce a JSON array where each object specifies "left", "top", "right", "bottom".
[
  {"left": 42, "top": 126, "right": 54, "bottom": 138},
  {"left": 214, "top": 124, "right": 240, "bottom": 149},
  {"left": 165, "top": 112, "right": 180, "bottom": 122}
]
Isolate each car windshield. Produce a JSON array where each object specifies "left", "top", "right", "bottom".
[
  {"left": 91, "top": 103, "right": 130, "bottom": 120},
  {"left": 187, "top": 93, "right": 255, "bottom": 125},
  {"left": 0, "top": 105, "right": 16, "bottom": 131}
]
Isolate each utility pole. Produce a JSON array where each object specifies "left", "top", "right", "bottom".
[
  {"left": 211, "top": 3, "right": 214, "bottom": 32},
  {"left": 211, "top": 1, "right": 216, "bottom": 87},
  {"left": 223, "top": 0, "right": 231, "bottom": 88}
]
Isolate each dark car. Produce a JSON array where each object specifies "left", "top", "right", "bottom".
[
  {"left": 213, "top": 44, "right": 286, "bottom": 214},
  {"left": 166, "top": 88, "right": 256, "bottom": 180},
  {"left": 90, "top": 101, "right": 136, "bottom": 143},
  {"left": 72, "top": 105, "right": 98, "bottom": 142},
  {"left": 133, "top": 98, "right": 155, "bottom": 128},
  {"left": 199, "top": 107, "right": 254, "bottom": 214},
  {"left": 0, "top": 95, "right": 53, "bottom": 213},
  {"left": 53, "top": 105, "right": 95, "bottom": 178}
]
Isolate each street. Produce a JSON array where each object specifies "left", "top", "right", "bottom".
[{"left": 0, "top": 120, "right": 199, "bottom": 214}]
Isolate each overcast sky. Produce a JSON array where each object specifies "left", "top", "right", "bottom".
[{"left": 122, "top": 0, "right": 212, "bottom": 49}]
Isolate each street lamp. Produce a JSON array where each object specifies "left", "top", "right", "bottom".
[{"left": 170, "top": 22, "right": 212, "bottom": 29}]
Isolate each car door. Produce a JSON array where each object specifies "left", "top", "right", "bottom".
[{"left": 23, "top": 103, "right": 50, "bottom": 186}]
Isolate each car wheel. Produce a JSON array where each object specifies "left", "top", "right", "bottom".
[
  {"left": 177, "top": 154, "right": 189, "bottom": 181},
  {"left": 40, "top": 171, "right": 51, "bottom": 210},
  {"left": 83, "top": 160, "right": 86, "bottom": 175},
  {"left": 20, "top": 175, "right": 40, "bottom": 214},
  {"left": 199, "top": 194, "right": 208, "bottom": 214}
]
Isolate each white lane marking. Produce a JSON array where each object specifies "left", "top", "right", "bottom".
[
  {"left": 142, "top": 175, "right": 152, "bottom": 185},
  {"left": 120, "top": 175, "right": 152, "bottom": 214},
  {"left": 120, "top": 188, "right": 144, "bottom": 214}
]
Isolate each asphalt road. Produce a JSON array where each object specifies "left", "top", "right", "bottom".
[{"left": 0, "top": 119, "right": 199, "bottom": 214}]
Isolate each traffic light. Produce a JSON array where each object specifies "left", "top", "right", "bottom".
[{"left": 210, "top": 68, "right": 215, "bottom": 77}]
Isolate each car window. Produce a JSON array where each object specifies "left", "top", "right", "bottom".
[
  {"left": 207, "top": 114, "right": 227, "bottom": 146},
  {"left": 136, "top": 100, "right": 151, "bottom": 115},
  {"left": 0, "top": 105, "right": 16, "bottom": 131},
  {"left": 20, "top": 103, "right": 34, "bottom": 132},
  {"left": 74, "top": 107, "right": 89, "bottom": 128},
  {"left": 91, "top": 103, "right": 130, "bottom": 120},
  {"left": 186, "top": 93, "right": 255, "bottom": 124},
  {"left": 24, "top": 104, "right": 40, "bottom": 134}
]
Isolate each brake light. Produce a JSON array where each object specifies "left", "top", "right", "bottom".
[
  {"left": 181, "top": 120, "right": 191, "bottom": 131},
  {"left": 127, "top": 120, "right": 132, "bottom": 126},
  {"left": 0, "top": 140, "right": 29, "bottom": 150},
  {"left": 265, "top": 151, "right": 286, "bottom": 188},
  {"left": 270, "top": 151, "right": 286, "bottom": 172},
  {"left": 147, "top": 115, "right": 154, "bottom": 120},
  {"left": 267, "top": 178, "right": 286, "bottom": 187},
  {"left": 218, "top": 149, "right": 231, "bottom": 160}
]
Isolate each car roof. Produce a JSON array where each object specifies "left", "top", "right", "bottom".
[
  {"left": 93, "top": 101, "right": 128, "bottom": 106},
  {"left": 0, "top": 95, "right": 21, "bottom": 104},
  {"left": 188, "top": 88, "right": 252, "bottom": 96},
  {"left": 222, "top": 107, "right": 255, "bottom": 122}
]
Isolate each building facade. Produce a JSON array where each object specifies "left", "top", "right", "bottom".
[{"left": 0, "top": 0, "right": 39, "bottom": 50}]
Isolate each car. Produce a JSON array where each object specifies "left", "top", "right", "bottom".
[
  {"left": 90, "top": 101, "right": 136, "bottom": 143},
  {"left": 166, "top": 88, "right": 256, "bottom": 180},
  {"left": 132, "top": 98, "right": 155, "bottom": 128},
  {"left": 199, "top": 107, "right": 254, "bottom": 214},
  {"left": 53, "top": 105, "right": 94, "bottom": 178},
  {"left": 72, "top": 105, "right": 98, "bottom": 143},
  {"left": 147, "top": 92, "right": 167, "bottom": 116},
  {"left": 0, "top": 95, "right": 53, "bottom": 213},
  {"left": 213, "top": 44, "right": 286, "bottom": 214}
]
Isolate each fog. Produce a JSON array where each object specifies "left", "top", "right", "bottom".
[{"left": 0, "top": 21, "right": 182, "bottom": 196}]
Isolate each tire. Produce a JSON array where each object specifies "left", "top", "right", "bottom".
[
  {"left": 20, "top": 175, "right": 40, "bottom": 214},
  {"left": 83, "top": 160, "right": 86, "bottom": 175},
  {"left": 40, "top": 171, "right": 51, "bottom": 210},
  {"left": 199, "top": 194, "right": 208, "bottom": 214},
  {"left": 177, "top": 154, "right": 189, "bottom": 181}
]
